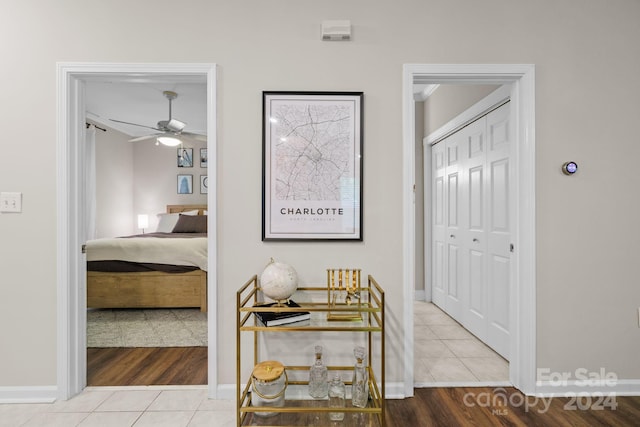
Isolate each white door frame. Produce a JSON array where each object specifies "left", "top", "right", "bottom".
[
  {"left": 56, "top": 63, "right": 218, "bottom": 400},
  {"left": 402, "top": 64, "right": 536, "bottom": 396}
]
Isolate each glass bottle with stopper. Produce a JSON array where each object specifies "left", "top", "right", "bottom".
[
  {"left": 328, "top": 373, "right": 346, "bottom": 421},
  {"left": 308, "top": 345, "right": 329, "bottom": 398},
  {"left": 351, "top": 346, "right": 369, "bottom": 408}
]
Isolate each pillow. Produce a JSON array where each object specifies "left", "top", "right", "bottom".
[
  {"left": 156, "top": 213, "right": 180, "bottom": 233},
  {"left": 181, "top": 209, "right": 200, "bottom": 216},
  {"left": 171, "top": 214, "right": 208, "bottom": 233}
]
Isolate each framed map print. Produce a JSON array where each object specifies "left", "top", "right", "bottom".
[{"left": 262, "top": 91, "right": 363, "bottom": 240}]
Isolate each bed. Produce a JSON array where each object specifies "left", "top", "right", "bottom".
[{"left": 86, "top": 204, "right": 208, "bottom": 312}]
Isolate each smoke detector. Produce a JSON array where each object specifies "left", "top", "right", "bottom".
[{"left": 321, "top": 20, "right": 351, "bottom": 41}]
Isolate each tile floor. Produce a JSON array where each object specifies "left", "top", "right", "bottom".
[
  {"left": 0, "top": 302, "right": 508, "bottom": 427},
  {"left": 413, "top": 301, "right": 509, "bottom": 386},
  {"left": 0, "top": 387, "right": 235, "bottom": 427}
]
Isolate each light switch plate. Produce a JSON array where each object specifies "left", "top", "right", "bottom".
[{"left": 0, "top": 192, "right": 22, "bottom": 213}]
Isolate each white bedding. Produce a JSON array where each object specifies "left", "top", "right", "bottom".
[{"left": 86, "top": 236, "right": 208, "bottom": 271}]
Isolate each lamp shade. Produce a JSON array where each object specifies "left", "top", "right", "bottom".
[
  {"left": 157, "top": 136, "right": 182, "bottom": 146},
  {"left": 137, "top": 214, "right": 149, "bottom": 230}
]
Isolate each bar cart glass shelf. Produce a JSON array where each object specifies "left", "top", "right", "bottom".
[{"left": 236, "top": 274, "right": 385, "bottom": 427}]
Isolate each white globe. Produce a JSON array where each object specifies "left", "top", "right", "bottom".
[{"left": 260, "top": 259, "right": 299, "bottom": 302}]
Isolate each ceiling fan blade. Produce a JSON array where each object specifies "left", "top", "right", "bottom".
[
  {"left": 128, "top": 134, "right": 161, "bottom": 143},
  {"left": 110, "top": 119, "right": 162, "bottom": 131},
  {"left": 181, "top": 131, "right": 207, "bottom": 141},
  {"left": 111, "top": 91, "right": 203, "bottom": 144}
]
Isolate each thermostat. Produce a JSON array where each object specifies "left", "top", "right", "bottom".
[{"left": 562, "top": 161, "right": 578, "bottom": 175}]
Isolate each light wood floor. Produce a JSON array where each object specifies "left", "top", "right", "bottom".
[{"left": 87, "top": 347, "right": 640, "bottom": 426}]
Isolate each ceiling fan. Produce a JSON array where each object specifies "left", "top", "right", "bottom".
[{"left": 110, "top": 90, "right": 206, "bottom": 146}]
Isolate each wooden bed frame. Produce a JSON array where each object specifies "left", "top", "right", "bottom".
[{"left": 87, "top": 204, "right": 208, "bottom": 312}]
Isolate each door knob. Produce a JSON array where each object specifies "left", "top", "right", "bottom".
[
  {"left": 472, "top": 238, "right": 479, "bottom": 242},
  {"left": 450, "top": 234, "right": 456, "bottom": 238}
]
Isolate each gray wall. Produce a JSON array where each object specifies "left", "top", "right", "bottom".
[
  {"left": 94, "top": 124, "right": 207, "bottom": 238},
  {"left": 1, "top": 0, "right": 639, "bottom": 391},
  {"left": 94, "top": 124, "right": 134, "bottom": 238}
]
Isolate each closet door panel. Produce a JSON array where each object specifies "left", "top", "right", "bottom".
[
  {"left": 431, "top": 142, "right": 447, "bottom": 307},
  {"left": 485, "top": 103, "right": 511, "bottom": 360},
  {"left": 444, "top": 132, "right": 463, "bottom": 318},
  {"left": 461, "top": 118, "right": 487, "bottom": 337}
]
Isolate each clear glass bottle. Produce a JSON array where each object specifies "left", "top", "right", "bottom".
[
  {"left": 308, "top": 345, "right": 329, "bottom": 398},
  {"left": 328, "top": 373, "right": 346, "bottom": 421},
  {"left": 351, "top": 346, "right": 369, "bottom": 408}
]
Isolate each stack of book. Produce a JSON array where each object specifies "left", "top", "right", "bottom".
[{"left": 253, "top": 300, "right": 310, "bottom": 326}]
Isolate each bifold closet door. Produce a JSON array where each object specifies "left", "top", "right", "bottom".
[
  {"left": 484, "top": 103, "right": 511, "bottom": 359},
  {"left": 430, "top": 102, "right": 511, "bottom": 360},
  {"left": 460, "top": 117, "right": 489, "bottom": 345},
  {"left": 431, "top": 141, "right": 446, "bottom": 309},
  {"left": 431, "top": 130, "right": 463, "bottom": 320}
]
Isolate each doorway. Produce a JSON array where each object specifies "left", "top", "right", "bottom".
[
  {"left": 56, "top": 63, "right": 218, "bottom": 400},
  {"left": 85, "top": 81, "right": 208, "bottom": 386},
  {"left": 415, "top": 87, "right": 512, "bottom": 385},
  {"left": 402, "top": 64, "right": 536, "bottom": 397}
]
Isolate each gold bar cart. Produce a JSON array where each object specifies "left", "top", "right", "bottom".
[{"left": 236, "top": 275, "right": 385, "bottom": 427}]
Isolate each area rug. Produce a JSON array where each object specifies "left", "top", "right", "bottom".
[{"left": 87, "top": 308, "right": 207, "bottom": 347}]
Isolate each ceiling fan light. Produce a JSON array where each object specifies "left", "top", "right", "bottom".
[
  {"left": 166, "top": 118, "right": 186, "bottom": 132},
  {"left": 157, "top": 136, "right": 182, "bottom": 147}
]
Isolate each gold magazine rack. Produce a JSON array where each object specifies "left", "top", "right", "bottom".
[{"left": 327, "top": 268, "right": 362, "bottom": 321}]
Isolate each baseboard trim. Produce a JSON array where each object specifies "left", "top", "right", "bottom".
[
  {"left": 415, "top": 381, "right": 512, "bottom": 389},
  {"left": 384, "top": 382, "right": 406, "bottom": 399},
  {"left": 414, "top": 290, "right": 426, "bottom": 301},
  {"left": 216, "top": 383, "right": 237, "bottom": 400},
  {"left": 0, "top": 386, "right": 58, "bottom": 403},
  {"left": 535, "top": 379, "right": 640, "bottom": 397}
]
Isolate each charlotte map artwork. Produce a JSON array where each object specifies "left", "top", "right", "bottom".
[{"left": 272, "top": 102, "right": 353, "bottom": 202}]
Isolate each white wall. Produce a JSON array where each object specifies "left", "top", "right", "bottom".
[{"left": 1, "top": 0, "right": 639, "bottom": 393}]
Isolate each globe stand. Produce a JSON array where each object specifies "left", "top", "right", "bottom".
[{"left": 259, "top": 258, "right": 299, "bottom": 307}]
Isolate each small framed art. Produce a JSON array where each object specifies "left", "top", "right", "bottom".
[
  {"left": 178, "top": 148, "right": 193, "bottom": 168},
  {"left": 200, "top": 175, "right": 208, "bottom": 194},
  {"left": 177, "top": 174, "right": 193, "bottom": 194},
  {"left": 200, "top": 148, "right": 207, "bottom": 168}
]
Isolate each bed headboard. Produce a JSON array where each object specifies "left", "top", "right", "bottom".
[{"left": 166, "top": 204, "right": 208, "bottom": 215}]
